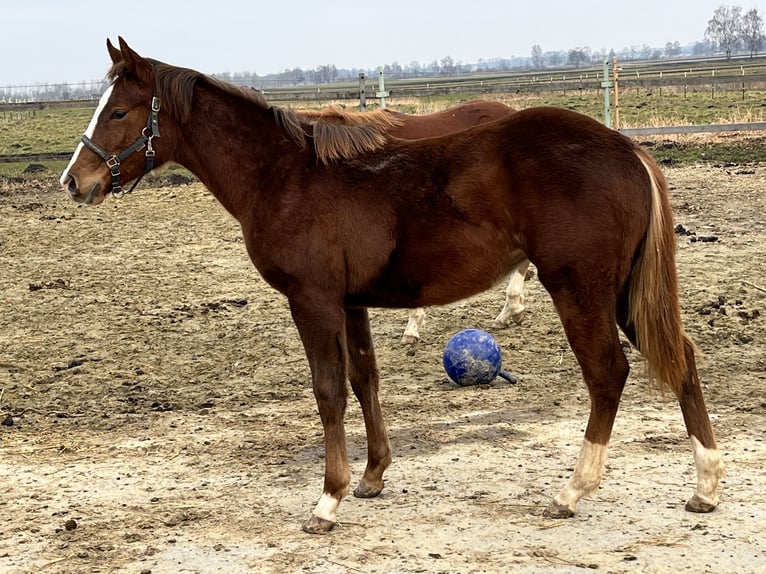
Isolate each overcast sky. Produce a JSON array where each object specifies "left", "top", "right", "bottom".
[{"left": 3, "top": 0, "right": 763, "bottom": 85}]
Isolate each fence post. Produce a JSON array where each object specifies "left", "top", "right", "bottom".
[
  {"left": 376, "top": 67, "right": 389, "bottom": 109},
  {"left": 601, "top": 59, "right": 612, "bottom": 128},
  {"left": 359, "top": 73, "right": 366, "bottom": 111},
  {"left": 613, "top": 57, "right": 620, "bottom": 130},
  {"left": 742, "top": 66, "right": 746, "bottom": 101}
]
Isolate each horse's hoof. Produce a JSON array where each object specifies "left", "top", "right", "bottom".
[
  {"left": 543, "top": 501, "right": 575, "bottom": 519},
  {"left": 685, "top": 495, "right": 718, "bottom": 513},
  {"left": 401, "top": 334, "right": 419, "bottom": 345},
  {"left": 302, "top": 515, "right": 336, "bottom": 534},
  {"left": 354, "top": 481, "right": 383, "bottom": 499},
  {"left": 492, "top": 310, "right": 525, "bottom": 329}
]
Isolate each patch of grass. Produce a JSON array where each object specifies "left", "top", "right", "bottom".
[
  {"left": 0, "top": 107, "right": 93, "bottom": 155},
  {"left": 639, "top": 134, "right": 766, "bottom": 165},
  {"left": 0, "top": 160, "right": 68, "bottom": 178}
]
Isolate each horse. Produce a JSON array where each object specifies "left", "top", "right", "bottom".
[
  {"left": 298, "top": 102, "right": 529, "bottom": 343},
  {"left": 60, "top": 38, "right": 724, "bottom": 534}
]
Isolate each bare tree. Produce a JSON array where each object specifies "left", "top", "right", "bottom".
[
  {"left": 440, "top": 56, "right": 456, "bottom": 75},
  {"left": 665, "top": 41, "right": 682, "bottom": 58},
  {"left": 567, "top": 48, "right": 589, "bottom": 68},
  {"left": 547, "top": 51, "right": 565, "bottom": 66},
  {"left": 741, "top": 8, "right": 765, "bottom": 56},
  {"left": 315, "top": 64, "right": 337, "bottom": 84},
  {"left": 406, "top": 61, "right": 422, "bottom": 75},
  {"left": 705, "top": 5, "right": 742, "bottom": 58},
  {"left": 531, "top": 44, "right": 544, "bottom": 69}
]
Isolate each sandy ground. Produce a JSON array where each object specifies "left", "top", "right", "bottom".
[{"left": 0, "top": 164, "right": 764, "bottom": 573}]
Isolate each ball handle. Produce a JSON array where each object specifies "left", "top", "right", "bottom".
[{"left": 497, "top": 370, "right": 518, "bottom": 384}]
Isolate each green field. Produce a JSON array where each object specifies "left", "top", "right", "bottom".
[
  {"left": 0, "top": 106, "right": 90, "bottom": 177},
  {"left": 0, "top": 107, "right": 91, "bottom": 155},
  {"left": 2, "top": 86, "right": 766, "bottom": 178}
]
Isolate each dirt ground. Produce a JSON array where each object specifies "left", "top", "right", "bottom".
[{"left": 0, "top": 162, "right": 764, "bottom": 574}]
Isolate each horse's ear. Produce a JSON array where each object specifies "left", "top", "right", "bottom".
[
  {"left": 116, "top": 37, "right": 153, "bottom": 84},
  {"left": 106, "top": 38, "right": 121, "bottom": 64}
]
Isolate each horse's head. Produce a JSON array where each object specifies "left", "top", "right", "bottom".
[{"left": 60, "top": 37, "right": 163, "bottom": 205}]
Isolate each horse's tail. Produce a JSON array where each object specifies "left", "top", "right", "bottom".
[{"left": 628, "top": 146, "right": 697, "bottom": 395}]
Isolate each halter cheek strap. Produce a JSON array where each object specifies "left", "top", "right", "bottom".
[{"left": 80, "top": 97, "right": 161, "bottom": 198}]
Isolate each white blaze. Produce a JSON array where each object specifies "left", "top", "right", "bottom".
[{"left": 59, "top": 84, "right": 114, "bottom": 186}]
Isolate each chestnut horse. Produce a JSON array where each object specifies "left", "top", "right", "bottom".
[
  {"left": 61, "top": 38, "right": 724, "bottom": 534},
  {"left": 299, "top": 102, "right": 528, "bottom": 343}
]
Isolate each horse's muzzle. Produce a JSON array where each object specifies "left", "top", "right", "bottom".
[
  {"left": 62, "top": 175, "right": 103, "bottom": 205},
  {"left": 61, "top": 174, "right": 78, "bottom": 198}
]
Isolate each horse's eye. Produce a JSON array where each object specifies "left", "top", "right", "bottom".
[{"left": 111, "top": 110, "right": 127, "bottom": 120}]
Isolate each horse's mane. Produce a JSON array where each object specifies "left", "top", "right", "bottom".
[
  {"left": 298, "top": 107, "right": 404, "bottom": 130},
  {"left": 300, "top": 107, "right": 405, "bottom": 163},
  {"left": 107, "top": 60, "right": 394, "bottom": 164}
]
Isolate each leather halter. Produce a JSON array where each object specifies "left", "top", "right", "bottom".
[{"left": 80, "top": 97, "right": 161, "bottom": 198}]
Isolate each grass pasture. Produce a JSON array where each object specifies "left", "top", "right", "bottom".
[{"left": 3, "top": 83, "right": 766, "bottom": 178}]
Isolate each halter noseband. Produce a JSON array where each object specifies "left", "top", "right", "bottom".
[{"left": 80, "top": 97, "right": 161, "bottom": 198}]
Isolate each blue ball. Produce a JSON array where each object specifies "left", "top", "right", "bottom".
[{"left": 443, "top": 329, "right": 503, "bottom": 386}]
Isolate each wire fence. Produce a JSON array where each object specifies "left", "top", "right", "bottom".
[{"left": 3, "top": 53, "right": 766, "bottom": 104}]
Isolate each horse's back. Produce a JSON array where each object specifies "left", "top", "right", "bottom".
[
  {"left": 474, "top": 107, "right": 653, "bottom": 215},
  {"left": 389, "top": 100, "right": 514, "bottom": 139}
]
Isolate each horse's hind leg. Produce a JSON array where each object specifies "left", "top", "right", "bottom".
[
  {"left": 401, "top": 307, "right": 426, "bottom": 344},
  {"left": 676, "top": 341, "right": 725, "bottom": 512},
  {"left": 346, "top": 307, "right": 392, "bottom": 498},
  {"left": 541, "top": 285, "right": 630, "bottom": 518},
  {"left": 616, "top": 304, "right": 724, "bottom": 512},
  {"left": 493, "top": 260, "right": 530, "bottom": 328}
]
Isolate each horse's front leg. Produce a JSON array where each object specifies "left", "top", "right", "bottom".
[
  {"left": 345, "top": 307, "right": 392, "bottom": 497},
  {"left": 401, "top": 307, "right": 426, "bottom": 344},
  {"left": 289, "top": 296, "right": 351, "bottom": 534}
]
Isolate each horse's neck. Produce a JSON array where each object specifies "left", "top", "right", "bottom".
[{"left": 175, "top": 89, "right": 294, "bottom": 221}]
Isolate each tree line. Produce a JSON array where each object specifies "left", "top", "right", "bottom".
[
  {"left": 1, "top": 4, "right": 764, "bottom": 101},
  {"left": 536, "top": 4, "right": 763, "bottom": 69},
  {"left": 704, "top": 4, "right": 764, "bottom": 58},
  {"left": 229, "top": 4, "right": 766, "bottom": 83}
]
